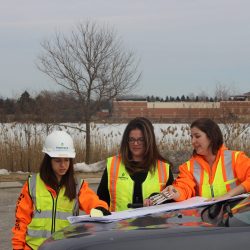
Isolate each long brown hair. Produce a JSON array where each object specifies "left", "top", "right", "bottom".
[
  {"left": 120, "top": 117, "right": 169, "bottom": 175},
  {"left": 39, "top": 154, "right": 77, "bottom": 201}
]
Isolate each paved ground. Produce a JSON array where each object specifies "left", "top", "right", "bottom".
[
  {"left": 0, "top": 186, "right": 23, "bottom": 250},
  {"left": 0, "top": 179, "right": 99, "bottom": 250}
]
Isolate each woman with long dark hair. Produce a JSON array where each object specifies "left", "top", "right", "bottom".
[
  {"left": 12, "top": 130, "right": 109, "bottom": 250},
  {"left": 97, "top": 117, "right": 174, "bottom": 211}
]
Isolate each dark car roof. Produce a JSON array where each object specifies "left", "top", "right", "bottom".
[{"left": 39, "top": 196, "right": 250, "bottom": 250}]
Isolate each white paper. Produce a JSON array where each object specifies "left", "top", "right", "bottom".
[{"left": 67, "top": 193, "right": 249, "bottom": 224}]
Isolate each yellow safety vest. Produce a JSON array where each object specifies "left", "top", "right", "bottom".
[
  {"left": 26, "top": 174, "right": 81, "bottom": 250},
  {"left": 187, "top": 150, "right": 240, "bottom": 198},
  {"left": 107, "top": 155, "right": 170, "bottom": 212}
]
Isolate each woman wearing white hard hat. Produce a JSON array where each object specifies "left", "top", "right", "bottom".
[{"left": 12, "top": 130, "right": 110, "bottom": 250}]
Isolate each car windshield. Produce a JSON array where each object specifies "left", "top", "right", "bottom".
[{"left": 201, "top": 197, "right": 250, "bottom": 226}]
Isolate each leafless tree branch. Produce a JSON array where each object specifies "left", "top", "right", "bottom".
[{"left": 36, "top": 21, "right": 141, "bottom": 163}]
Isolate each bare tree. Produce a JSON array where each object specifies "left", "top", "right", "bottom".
[
  {"left": 37, "top": 21, "right": 141, "bottom": 163},
  {"left": 214, "top": 82, "right": 235, "bottom": 101}
]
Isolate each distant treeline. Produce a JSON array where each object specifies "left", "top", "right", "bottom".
[
  {"left": 0, "top": 91, "right": 85, "bottom": 122},
  {"left": 0, "top": 90, "right": 222, "bottom": 123},
  {"left": 146, "top": 95, "right": 217, "bottom": 102}
]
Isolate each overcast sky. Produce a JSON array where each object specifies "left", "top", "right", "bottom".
[{"left": 1, "top": 0, "right": 250, "bottom": 99}]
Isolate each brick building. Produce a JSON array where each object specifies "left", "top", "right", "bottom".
[{"left": 111, "top": 99, "right": 250, "bottom": 122}]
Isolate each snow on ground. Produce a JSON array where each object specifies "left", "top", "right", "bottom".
[
  {"left": 74, "top": 160, "right": 106, "bottom": 172},
  {"left": 0, "top": 161, "right": 105, "bottom": 175},
  {"left": 0, "top": 169, "right": 9, "bottom": 175},
  {"left": 1, "top": 122, "right": 249, "bottom": 143},
  {"left": 0, "top": 122, "right": 249, "bottom": 175},
  {"left": 0, "top": 122, "right": 191, "bottom": 147},
  {"left": 0, "top": 123, "right": 190, "bottom": 175}
]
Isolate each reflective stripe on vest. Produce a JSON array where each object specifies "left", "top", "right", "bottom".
[
  {"left": 72, "top": 177, "right": 83, "bottom": 216},
  {"left": 107, "top": 156, "right": 169, "bottom": 212},
  {"left": 26, "top": 174, "right": 82, "bottom": 250},
  {"left": 108, "top": 156, "right": 121, "bottom": 211},
  {"left": 190, "top": 150, "right": 238, "bottom": 198},
  {"left": 157, "top": 160, "right": 168, "bottom": 191}
]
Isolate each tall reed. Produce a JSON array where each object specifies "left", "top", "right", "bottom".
[{"left": 0, "top": 122, "right": 249, "bottom": 173}]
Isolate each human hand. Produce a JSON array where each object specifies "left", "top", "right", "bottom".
[
  {"left": 143, "top": 198, "right": 154, "bottom": 207},
  {"left": 149, "top": 185, "right": 180, "bottom": 205},
  {"left": 161, "top": 185, "right": 179, "bottom": 201},
  {"left": 90, "top": 208, "right": 104, "bottom": 217},
  {"left": 90, "top": 207, "right": 111, "bottom": 217}
]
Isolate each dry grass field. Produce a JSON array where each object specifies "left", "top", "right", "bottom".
[
  {"left": 0, "top": 122, "right": 249, "bottom": 174},
  {"left": 0, "top": 171, "right": 103, "bottom": 182}
]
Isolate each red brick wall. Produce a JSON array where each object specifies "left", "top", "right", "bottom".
[{"left": 111, "top": 100, "right": 250, "bottom": 122}]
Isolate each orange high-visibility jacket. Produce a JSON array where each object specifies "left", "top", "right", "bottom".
[
  {"left": 173, "top": 145, "right": 250, "bottom": 201},
  {"left": 12, "top": 178, "right": 108, "bottom": 250}
]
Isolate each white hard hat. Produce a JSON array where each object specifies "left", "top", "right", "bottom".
[{"left": 42, "top": 130, "right": 76, "bottom": 158}]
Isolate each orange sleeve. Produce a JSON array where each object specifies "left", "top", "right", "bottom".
[
  {"left": 234, "top": 151, "right": 250, "bottom": 192},
  {"left": 78, "top": 181, "right": 109, "bottom": 214},
  {"left": 173, "top": 161, "right": 197, "bottom": 201},
  {"left": 12, "top": 181, "right": 33, "bottom": 250}
]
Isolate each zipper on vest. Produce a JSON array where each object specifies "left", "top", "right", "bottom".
[
  {"left": 52, "top": 194, "right": 59, "bottom": 234},
  {"left": 50, "top": 192, "right": 57, "bottom": 234},
  {"left": 51, "top": 185, "right": 61, "bottom": 233},
  {"left": 50, "top": 192, "right": 55, "bottom": 234},
  {"left": 210, "top": 185, "right": 214, "bottom": 198}
]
